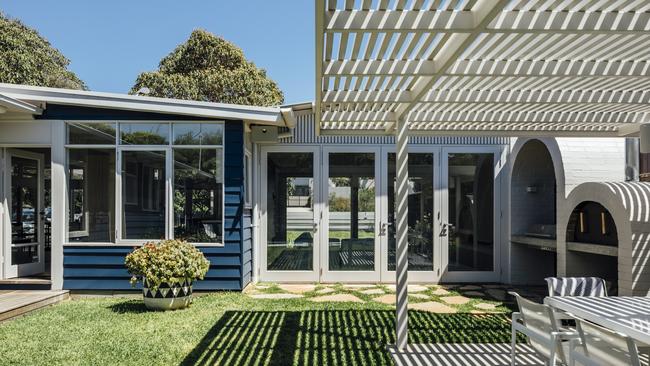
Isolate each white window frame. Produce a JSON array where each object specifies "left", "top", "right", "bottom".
[{"left": 63, "top": 120, "right": 225, "bottom": 247}]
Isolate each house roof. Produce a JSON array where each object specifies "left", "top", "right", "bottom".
[
  {"left": 0, "top": 83, "right": 296, "bottom": 127},
  {"left": 315, "top": 0, "right": 650, "bottom": 137}
]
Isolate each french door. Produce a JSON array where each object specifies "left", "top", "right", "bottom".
[
  {"left": 260, "top": 146, "right": 321, "bottom": 282},
  {"left": 3, "top": 149, "right": 46, "bottom": 278},
  {"left": 259, "top": 145, "right": 501, "bottom": 283}
]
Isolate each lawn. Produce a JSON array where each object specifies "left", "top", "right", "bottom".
[{"left": 0, "top": 290, "right": 515, "bottom": 366}]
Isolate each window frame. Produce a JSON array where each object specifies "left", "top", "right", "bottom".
[
  {"left": 244, "top": 149, "right": 253, "bottom": 208},
  {"left": 64, "top": 120, "right": 226, "bottom": 247}
]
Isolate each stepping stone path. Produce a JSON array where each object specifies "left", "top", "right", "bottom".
[
  {"left": 407, "top": 285, "right": 429, "bottom": 293},
  {"left": 315, "top": 287, "right": 336, "bottom": 294},
  {"left": 486, "top": 289, "right": 507, "bottom": 301},
  {"left": 359, "top": 288, "right": 385, "bottom": 295},
  {"left": 440, "top": 296, "right": 471, "bottom": 305},
  {"left": 463, "top": 291, "right": 485, "bottom": 297},
  {"left": 309, "top": 294, "right": 363, "bottom": 303},
  {"left": 250, "top": 294, "right": 303, "bottom": 299},
  {"left": 278, "top": 284, "right": 316, "bottom": 294},
  {"left": 343, "top": 284, "right": 375, "bottom": 289},
  {"left": 410, "top": 293, "right": 430, "bottom": 299},
  {"left": 459, "top": 285, "right": 482, "bottom": 291},
  {"left": 409, "top": 302, "right": 456, "bottom": 314},
  {"left": 255, "top": 285, "right": 270, "bottom": 290},
  {"left": 431, "top": 288, "right": 451, "bottom": 296},
  {"left": 475, "top": 302, "right": 497, "bottom": 310},
  {"left": 374, "top": 294, "right": 397, "bottom": 305}
]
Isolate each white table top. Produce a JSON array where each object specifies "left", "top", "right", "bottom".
[{"left": 545, "top": 296, "right": 650, "bottom": 344}]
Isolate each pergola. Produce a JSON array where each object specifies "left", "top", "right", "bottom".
[{"left": 314, "top": 0, "right": 650, "bottom": 350}]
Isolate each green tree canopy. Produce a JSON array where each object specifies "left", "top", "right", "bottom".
[
  {"left": 131, "top": 30, "right": 284, "bottom": 106},
  {"left": 0, "top": 13, "right": 85, "bottom": 89}
]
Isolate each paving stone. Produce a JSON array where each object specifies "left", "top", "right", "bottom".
[
  {"left": 459, "top": 285, "right": 482, "bottom": 291},
  {"left": 250, "top": 293, "right": 303, "bottom": 299},
  {"left": 463, "top": 291, "right": 486, "bottom": 297},
  {"left": 315, "top": 287, "right": 336, "bottom": 294},
  {"left": 440, "top": 295, "right": 471, "bottom": 305},
  {"left": 410, "top": 293, "right": 430, "bottom": 299},
  {"left": 407, "top": 285, "right": 429, "bottom": 293},
  {"left": 278, "top": 284, "right": 316, "bottom": 294},
  {"left": 374, "top": 294, "right": 397, "bottom": 305},
  {"left": 385, "top": 285, "right": 396, "bottom": 292},
  {"left": 475, "top": 302, "right": 497, "bottom": 310},
  {"left": 408, "top": 302, "right": 456, "bottom": 313},
  {"left": 431, "top": 288, "right": 451, "bottom": 296},
  {"left": 309, "top": 294, "right": 364, "bottom": 303},
  {"left": 343, "top": 284, "right": 375, "bottom": 289},
  {"left": 359, "top": 288, "right": 385, "bottom": 295},
  {"left": 483, "top": 284, "right": 503, "bottom": 289},
  {"left": 486, "top": 289, "right": 507, "bottom": 301},
  {"left": 255, "top": 285, "right": 270, "bottom": 289}
]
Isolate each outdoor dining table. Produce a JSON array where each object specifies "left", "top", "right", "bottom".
[{"left": 544, "top": 296, "right": 650, "bottom": 344}]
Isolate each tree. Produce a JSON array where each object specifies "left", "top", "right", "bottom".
[
  {"left": 131, "top": 29, "right": 284, "bottom": 106},
  {"left": 0, "top": 13, "right": 85, "bottom": 89}
]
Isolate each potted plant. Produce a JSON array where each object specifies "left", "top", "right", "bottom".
[{"left": 125, "top": 239, "right": 210, "bottom": 311}]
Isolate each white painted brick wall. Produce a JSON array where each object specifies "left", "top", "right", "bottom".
[{"left": 557, "top": 138, "right": 626, "bottom": 197}]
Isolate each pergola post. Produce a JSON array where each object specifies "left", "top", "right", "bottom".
[{"left": 395, "top": 116, "right": 409, "bottom": 351}]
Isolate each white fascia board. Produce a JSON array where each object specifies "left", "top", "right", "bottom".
[
  {"left": 0, "top": 93, "right": 42, "bottom": 114},
  {"left": 0, "top": 84, "right": 285, "bottom": 126}
]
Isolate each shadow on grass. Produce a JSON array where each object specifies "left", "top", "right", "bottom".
[
  {"left": 108, "top": 300, "right": 148, "bottom": 314},
  {"left": 180, "top": 310, "right": 513, "bottom": 366}
]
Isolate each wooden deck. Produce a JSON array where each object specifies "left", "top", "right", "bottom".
[{"left": 0, "top": 290, "right": 69, "bottom": 321}]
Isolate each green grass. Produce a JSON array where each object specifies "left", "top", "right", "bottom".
[{"left": 0, "top": 292, "right": 515, "bottom": 366}]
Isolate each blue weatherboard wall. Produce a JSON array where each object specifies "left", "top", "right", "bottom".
[{"left": 52, "top": 105, "right": 250, "bottom": 291}]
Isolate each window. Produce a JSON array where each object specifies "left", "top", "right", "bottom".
[
  {"left": 66, "top": 121, "right": 224, "bottom": 245},
  {"left": 67, "top": 149, "right": 116, "bottom": 242}
]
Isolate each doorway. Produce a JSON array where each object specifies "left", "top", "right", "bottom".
[
  {"left": 259, "top": 145, "right": 500, "bottom": 283},
  {"left": 2, "top": 148, "right": 51, "bottom": 280}
]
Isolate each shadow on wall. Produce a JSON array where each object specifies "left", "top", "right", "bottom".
[{"left": 179, "top": 310, "right": 514, "bottom": 366}]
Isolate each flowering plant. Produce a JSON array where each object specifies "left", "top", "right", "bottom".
[{"left": 125, "top": 239, "right": 210, "bottom": 291}]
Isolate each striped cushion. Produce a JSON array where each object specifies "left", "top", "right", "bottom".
[{"left": 545, "top": 277, "right": 607, "bottom": 297}]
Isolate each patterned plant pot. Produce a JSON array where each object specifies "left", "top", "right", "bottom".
[{"left": 142, "top": 278, "right": 193, "bottom": 311}]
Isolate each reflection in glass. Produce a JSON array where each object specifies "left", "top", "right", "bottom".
[
  {"left": 328, "top": 153, "right": 375, "bottom": 271},
  {"left": 388, "top": 153, "right": 434, "bottom": 271},
  {"left": 122, "top": 151, "right": 166, "bottom": 239},
  {"left": 173, "top": 123, "right": 223, "bottom": 145},
  {"left": 67, "top": 122, "right": 116, "bottom": 144},
  {"left": 266, "top": 153, "right": 314, "bottom": 271},
  {"left": 173, "top": 148, "right": 223, "bottom": 243},
  {"left": 11, "top": 157, "right": 39, "bottom": 255},
  {"left": 120, "top": 123, "right": 169, "bottom": 145},
  {"left": 448, "top": 153, "right": 494, "bottom": 271},
  {"left": 67, "top": 149, "right": 116, "bottom": 242}
]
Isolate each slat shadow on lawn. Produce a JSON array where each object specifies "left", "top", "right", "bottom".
[{"left": 179, "top": 310, "right": 512, "bottom": 366}]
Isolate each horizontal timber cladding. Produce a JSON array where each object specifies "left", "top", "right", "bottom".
[
  {"left": 63, "top": 120, "right": 247, "bottom": 291},
  {"left": 279, "top": 113, "right": 509, "bottom": 145}
]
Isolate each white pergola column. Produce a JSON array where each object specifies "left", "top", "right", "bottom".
[{"left": 395, "top": 117, "right": 409, "bottom": 350}]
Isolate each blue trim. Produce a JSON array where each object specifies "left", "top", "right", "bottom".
[{"left": 37, "top": 104, "right": 219, "bottom": 121}]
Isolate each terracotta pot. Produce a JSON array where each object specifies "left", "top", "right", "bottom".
[{"left": 142, "top": 278, "right": 193, "bottom": 311}]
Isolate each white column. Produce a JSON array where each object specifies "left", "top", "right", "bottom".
[
  {"left": 51, "top": 120, "right": 66, "bottom": 290},
  {"left": 395, "top": 117, "right": 409, "bottom": 350}
]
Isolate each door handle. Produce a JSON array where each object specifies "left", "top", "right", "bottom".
[
  {"left": 313, "top": 221, "right": 318, "bottom": 232},
  {"left": 439, "top": 223, "right": 448, "bottom": 237},
  {"left": 380, "top": 221, "right": 392, "bottom": 236}
]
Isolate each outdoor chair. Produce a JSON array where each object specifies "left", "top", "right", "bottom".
[
  {"left": 544, "top": 277, "right": 608, "bottom": 297},
  {"left": 570, "top": 318, "right": 641, "bottom": 366},
  {"left": 510, "top": 291, "right": 578, "bottom": 366}
]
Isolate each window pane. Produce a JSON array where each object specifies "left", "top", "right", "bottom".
[
  {"left": 173, "top": 123, "right": 223, "bottom": 145},
  {"left": 173, "top": 148, "right": 223, "bottom": 243},
  {"left": 68, "top": 122, "right": 116, "bottom": 144},
  {"left": 122, "top": 151, "right": 166, "bottom": 239},
  {"left": 120, "top": 123, "right": 169, "bottom": 145},
  {"left": 388, "top": 153, "right": 434, "bottom": 271},
  {"left": 448, "top": 153, "right": 494, "bottom": 271},
  {"left": 266, "top": 152, "right": 314, "bottom": 271},
  {"left": 11, "top": 157, "right": 39, "bottom": 244},
  {"left": 67, "top": 149, "right": 116, "bottom": 242},
  {"left": 328, "top": 153, "right": 375, "bottom": 271}
]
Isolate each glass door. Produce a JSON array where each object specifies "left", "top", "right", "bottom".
[
  {"left": 261, "top": 147, "right": 320, "bottom": 282},
  {"left": 321, "top": 147, "right": 380, "bottom": 282},
  {"left": 441, "top": 147, "right": 501, "bottom": 282},
  {"left": 3, "top": 149, "right": 45, "bottom": 278},
  {"left": 380, "top": 147, "right": 441, "bottom": 282}
]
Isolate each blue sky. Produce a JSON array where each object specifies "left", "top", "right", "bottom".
[{"left": 0, "top": 1, "right": 314, "bottom": 104}]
